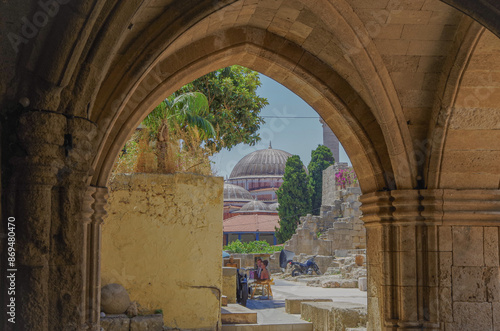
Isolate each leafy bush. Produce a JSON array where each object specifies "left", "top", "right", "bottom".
[{"left": 224, "top": 240, "right": 283, "bottom": 254}]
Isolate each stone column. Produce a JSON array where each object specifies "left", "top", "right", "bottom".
[
  {"left": 362, "top": 190, "right": 437, "bottom": 330},
  {"left": 88, "top": 186, "right": 108, "bottom": 330},
  {"left": 361, "top": 188, "right": 500, "bottom": 330},
  {"left": 5, "top": 111, "right": 66, "bottom": 330},
  {"left": 360, "top": 191, "right": 393, "bottom": 331},
  {"left": 49, "top": 117, "right": 97, "bottom": 330},
  {"left": 434, "top": 189, "right": 500, "bottom": 330}
]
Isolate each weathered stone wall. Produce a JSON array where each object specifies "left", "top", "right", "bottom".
[
  {"left": 285, "top": 183, "right": 365, "bottom": 256},
  {"left": 101, "top": 173, "right": 223, "bottom": 330},
  {"left": 322, "top": 164, "right": 345, "bottom": 207}
]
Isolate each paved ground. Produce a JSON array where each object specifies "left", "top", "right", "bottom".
[{"left": 245, "top": 279, "right": 367, "bottom": 324}]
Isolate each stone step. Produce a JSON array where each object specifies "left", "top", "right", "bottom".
[
  {"left": 221, "top": 304, "right": 258, "bottom": 324},
  {"left": 100, "top": 313, "right": 164, "bottom": 331},
  {"left": 285, "top": 298, "right": 333, "bottom": 314},
  {"left": 301, "top": 301, "right": 367, "bottom": 331},
  {"left": 222, "top": 295, "right": 228, "bottom": 306},
  {"left": 222, "top": 322, "right": 312, "bottom": 331}
]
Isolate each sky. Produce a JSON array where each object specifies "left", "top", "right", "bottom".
[{"left": 210, "top": 74, "right": 351, "bottom": 179}]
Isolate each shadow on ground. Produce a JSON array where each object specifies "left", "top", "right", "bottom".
[{"left": 246, "top": 298, "right": 285, "bottom": 310}]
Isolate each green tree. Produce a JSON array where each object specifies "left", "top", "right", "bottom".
[
  {"left": 275, "top": 155, "right": 311, "bottom": 243},
  {"left": 115, "top": 66, "right": 268, "bottom": 175},
  {"left": 178, "top": 65, "right": 268, "bottom": 151},
  {"left": 142, "top": 92, "right": 215, "bottom": 173},
  {"left": 308, "top": 145, "right": 335, "bottom": 215}
]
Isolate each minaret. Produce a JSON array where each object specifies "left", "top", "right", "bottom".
[{"left": 320, "top": 119, "right": 340, "bottom": 162}]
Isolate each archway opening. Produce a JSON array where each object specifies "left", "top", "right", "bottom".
[{"left": 100, "top": 63, "right": 376, "bottom": 329}]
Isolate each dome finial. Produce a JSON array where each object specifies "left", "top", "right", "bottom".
[{"left": 269, "top": 141, "right": 272, "bottom": 149}]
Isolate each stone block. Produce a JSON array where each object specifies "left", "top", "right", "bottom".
[
  {"left": 484, "top": 227, "right": 500, "bottom": 266},
  {"left": 367, "top": 297, "right": 382, "bottom": 330},
  {"left": 452, "top": 266, "right": 485, "bottom": 302},
  {"left": 494, "top": 302, "right": 500, "bottom": 330},
  {"left": 301, "top": 302, "right": 330, "bottom": 331},
  {"left": 358, "top": 277, "right": 367, "bottom": 291},
  {"left": 452, "top": 226, "right": 484, "bottom": 266},
  {"left": 335, "top": 250, "right": 348, "bottom": 257},
  {"left": 400, "top": 287, "right": 418, "bottom": 321},
  {"left": 439, "top": 252, "right": 453, "bottom": 287},
  {"left": 130, "top": 314, "right": 164, "bottom": 331},
  {"left": 453, "top": 302, "right": 492, "bottom": 330},
  {"left": 302, "top": 301, "right": 367, "bottom": 331},
  {"left": 375, "top": 39, "right": 410, "bottom": 55},
  {"left": 486, "top": 267, "right": 500, "bottom": 302},
  {"left": 400, "top": 251, "right": 417, "bottom": 286},
  {"left": 222, "top": 267, "right": 237, "bottom": 304},
  {"left": 100, "top": 314, "right": 130, "bottom": 331},
  {"left": 439, "top": 287, "right": 453, "bottom": 323},
  {"left": 329, "top": 302, "right": 367, "bottom": 331},
  {"left": 286, "top": 298, "right": 333, "bottom": 314}
]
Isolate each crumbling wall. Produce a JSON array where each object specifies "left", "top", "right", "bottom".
[
  {"left": 285, "top": 164, "right": 365, "bottom": 256},
  {"left": 101, "top": 173, "right": 223, "bottom": 330}
]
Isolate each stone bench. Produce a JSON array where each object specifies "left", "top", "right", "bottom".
[
  {"left": 101, "top": 314, "right": 164, "bottom": 331},
  {"left": 285, "top": 298, "right": 333, "bottom": 314},
  {"left": 301, "top": 302, "right": 367, "bottom": 331}
]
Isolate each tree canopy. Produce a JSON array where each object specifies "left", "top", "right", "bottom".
[
  {"left": 114, "top": 66, "right": 268, "bottom": 175},
  {"left": 177, "top": 65, "right": 268, "bottom": 151},
  {"left": 308, "top": 145, "right": 335, "bottom": 215},
  {"left": 275, "top": 155, "right": 311, "bottom": 243}
]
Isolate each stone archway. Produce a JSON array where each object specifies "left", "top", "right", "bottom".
[{"left": 2, "top": 0, "right": 500, "bottom": 330}]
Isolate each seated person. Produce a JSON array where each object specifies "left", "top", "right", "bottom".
[
  {"left": 259, "top": 260, "right": 270, "bottom": 280},
  {"left": 255, "top": 258, "right": 263, "bottom": 279}
]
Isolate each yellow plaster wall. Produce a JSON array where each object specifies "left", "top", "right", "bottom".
[{"left": 101, "top": 173, "right": 223, "bottom": 330}]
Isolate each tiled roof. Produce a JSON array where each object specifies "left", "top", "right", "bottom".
[{"left": 223, "top": 214, "right": 280, "bottom": 233}]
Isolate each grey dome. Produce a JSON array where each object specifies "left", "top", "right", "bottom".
[
  {"left": 237, "top": 200, "right": 270, "bottom": 212},
  {"left": 230, "top": 147, "right": 293, "bottom": 178},
  {"left": 223, "top": 184, "right": 254, "bottom": 201},
  {"left": 268, "top": 203, "right": 279, "bottom": 212}
]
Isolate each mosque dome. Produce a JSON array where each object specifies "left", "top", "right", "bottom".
[
  {"left": 223, "top": 184, "right": 254, "bottom": 201},
  {"left": 229, "top": 144, "right": 293, "bottom": 178},
  {"left": 268, "top": 203, "right": 279, "bottom": 212},
  {"left": 237, "top": 200, "right": 270, "bottom": 212}
]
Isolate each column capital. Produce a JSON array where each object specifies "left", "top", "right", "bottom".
[
  {"left": 359, "top": 191, "right": 393, "bottom": 225},
  {"left": 361, "top": 189, "right": 500, "bottom": 226},
  {"left": 433, "top": 189, "right": 500, "bottom": 225},
  {"left": 11, "top": 111, "right": 67, "bottom": 185}
]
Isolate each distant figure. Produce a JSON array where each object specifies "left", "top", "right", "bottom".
[
  {"left": 225, "top": 256, "right": 237, "bottom": 268},
  {"left": 256, "top": 258, "right": 263, "bottom": 279},
  {"left": 260, "top": 260, "right": 270, "bottom": 280}
]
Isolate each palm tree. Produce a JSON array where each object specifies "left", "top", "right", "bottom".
[{"left": 142, "top": 92, "right": 216, "bottom": 173}]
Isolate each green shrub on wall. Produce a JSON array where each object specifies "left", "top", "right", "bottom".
[{"left": 224, "top": 240, "right": 283, "bottom": 254}]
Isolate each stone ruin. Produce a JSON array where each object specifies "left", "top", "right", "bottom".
[
  {"left": 284, "top": 163, "right": 366, "bottom": 256},
  {"left": 277, "top": 164, "right": 368, "bottom": 293}
]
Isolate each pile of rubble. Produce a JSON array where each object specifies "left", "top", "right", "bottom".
[{"left": 277, "top": 250, "right": 367, "bottom": 290}]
